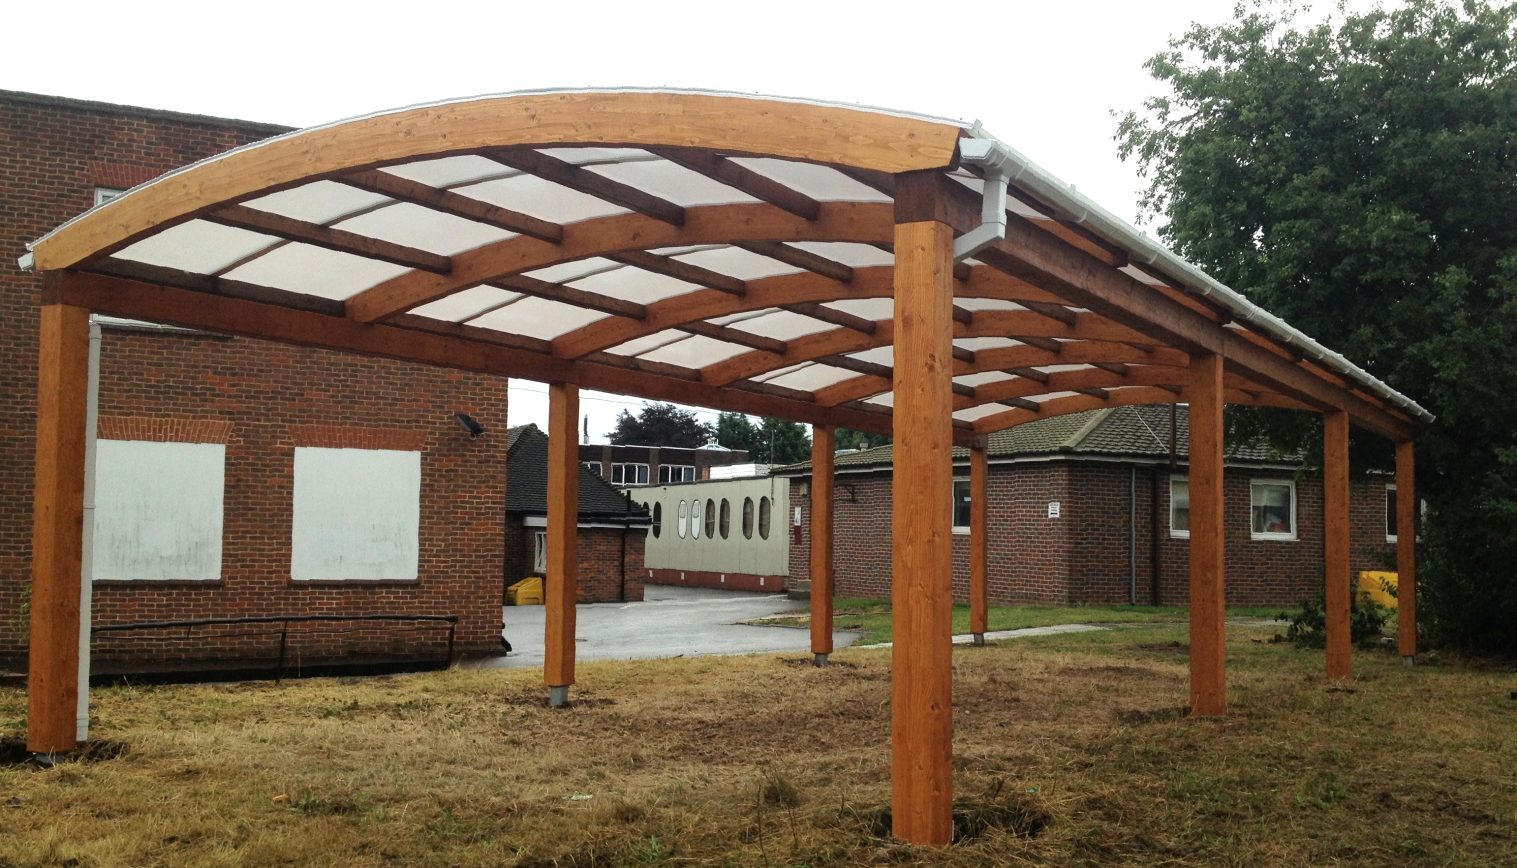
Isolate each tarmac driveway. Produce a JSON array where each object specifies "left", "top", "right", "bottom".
[{"left": 475, "top": 584, "right": 859, "bottom": 669}]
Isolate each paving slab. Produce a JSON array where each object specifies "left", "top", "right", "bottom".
[{"left": 471, "top": 584, "right": 859, "bottom": 670}]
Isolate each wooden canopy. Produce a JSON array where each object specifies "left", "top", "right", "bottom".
[{"left": 23, "top": 89, "right": 1427, "bottom": 846}]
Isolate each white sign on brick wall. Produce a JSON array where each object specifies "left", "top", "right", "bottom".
[{"left": 1047, "top": 501, "right": 1061, "bottom": 519}]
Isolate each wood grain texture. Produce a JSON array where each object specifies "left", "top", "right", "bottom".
[
  {"left": 970, "top": 446, "right": 989, "bottom": 636},
  {"left": 809, "top": 426, "right": 835, "bottom": 657},
  {"left": 889, "top": 218, "right": 955, "bottom": 846},
  {"left": 1323, "top": 410, "right": 1352, "bottom": 680},
  {"left": 544, "top": 383, "right": 579, "bottom": 689},
  {"left": 27, "top": 304, "right": 90, "bottom": 753},
  {"left": 1396, "top": 440, "right": 1417, "bottom": 658},
  {"left": 33, "top": 91, "right": 959, "bottom": 270},
  {"left": 1188, "top": 353, "right": 1227, "bottom": 716}
]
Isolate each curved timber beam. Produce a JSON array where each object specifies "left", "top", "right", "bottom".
[
  {"left": 971, "top": 385, "right": 1314, "bottom": 434},
  {"left": 32, "top": 91, "right": 962, "bottom": 271}
]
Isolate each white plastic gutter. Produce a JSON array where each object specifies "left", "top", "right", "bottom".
[{"left": 964, "top": 131, "right": 1435, "bottom": 424}]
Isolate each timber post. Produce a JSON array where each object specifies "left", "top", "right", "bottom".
[
  {"left": 1188, "top": 353, "right": 1226, "bottom": 716},
  {"left": 809, "top": 425, "right": 835, "bottom": 666},
  {"left": 1323, "top": 410, "right": 1352, "bottom": 680},
  {"left": 544, "top": 382, "right": 579, "bottom": 707},
  {"left": 969, "top": 444, "right": 989, "bottom": 645},
  {"left": 1396, "top": 440, "right": 1417, "bottom": 662}
]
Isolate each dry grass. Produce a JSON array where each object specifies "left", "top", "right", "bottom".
[{"left": 1, "top": 623, "right": 1514, "bottom": 866}]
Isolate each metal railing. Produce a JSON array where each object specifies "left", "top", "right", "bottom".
[{"left": 92, "top": 613, "right": 458, "bottom": 682}]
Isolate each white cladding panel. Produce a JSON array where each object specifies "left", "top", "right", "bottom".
[
  {"left": 632, "top": 477, "right": 789, "bottom": 576},
  {"left": 291, "top": 447, "right": 421, "bottom": 581},
  {"left": 93, "top": 440, "right": 224, "bottom": 581}
]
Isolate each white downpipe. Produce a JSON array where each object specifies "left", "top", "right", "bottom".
[
  {"left": 953, "top": 135, "right": 1016, "bottom": 263},
  {"left": 77, "top": 320, "right": 100, "bottom": 744}
]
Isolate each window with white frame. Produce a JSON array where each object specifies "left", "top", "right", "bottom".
[
  {"left": 952, "top": 478, "right": 971, "bottom": 533},
  {"left": 93, "top": 439, "right": 225, "bottom": 581},
  {"left": 1384, "top": 484, "right": 1427, "bottom": 541},
  {"left": 1250, "top": 479, "right": 1296, "bottom": 540},
  {"left": 659, "top": 464, "right": 695, "bottom": 484},
  {"left": 93, "top": 187, "right": 124, "bottom": 207},
  {"left": 582, "top": 461, "right": 602, "bottom": 476},
  {"left": 533, "top": 531, "right": 547, "bottom": 573},
  {"left": 611, "top": 462, "right": 649, "bottom": 486},
  {"left": 691, "top": 499, "right": 704, "bottom": 539},
  {"left": 1170, "top": 477, "right": 1190, "bottom": 538},
  {"left": 291, "top": 447, "right": 421, "bottom": 580}
]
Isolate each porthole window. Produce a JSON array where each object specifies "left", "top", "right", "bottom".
[
  {"left": 718, "top": 498, "right": 731, "bottom": 539},
  {"left": 692, "top": 499, "right": 703, "bottom": 540},
  {"left": 742, "top": 497, "right": 755, "bottom": 539},
  {"left": 677, "top": 500, "right": 688, "bottom": 538},
  {"left": 758, "top": 496, "right": 772, "bottom": 540},
  {"left": 651, "top": 502, "right": 662, "bottom": 538}
]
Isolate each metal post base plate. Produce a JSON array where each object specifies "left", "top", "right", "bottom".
[
  {"left": 548, "top": 685, "right": 570, "bottom": 707},
  {"left": 972, "top": 633, "right": 986, "bottom": 647},
  {"left": 813, "top": 653, "right": 829, "bottom": 668},
  {"left": 1402, "top": 656, "right": 1416, "bottom": 667}
]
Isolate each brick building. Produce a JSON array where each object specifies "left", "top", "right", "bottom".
[
  {"left": 779, "top": 405, "right": 1398, "bottom": 607},
  {"left": 2, "top": 90, "right": 509, "bottom": 669},
  {"left": 579, "top": 442, "right": 749, "bottom": 487},
  {"left": 506, "top": 425, "right": 648, "bottom": 603}
]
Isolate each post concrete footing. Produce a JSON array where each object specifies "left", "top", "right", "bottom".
[
  {"left": 548, "top": 685, "right": 570, "bottom": 707},
  {"left": 813, "top": 653, "right": 829, "bottom": 668},
  {"left": 972, "top": 633, "right": 986, "bottom": 647}
]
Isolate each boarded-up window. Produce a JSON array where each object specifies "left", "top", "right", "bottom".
[
  {"left": 93, "top": 440, "right": 225, "bottom": 581},
  {"left": 291, "top": 447, "right": 421, "bottom": 581}
]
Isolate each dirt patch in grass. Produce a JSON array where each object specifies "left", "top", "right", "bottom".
[{"left": 2, "top": 624, "right": 1514, "bottom": 866}]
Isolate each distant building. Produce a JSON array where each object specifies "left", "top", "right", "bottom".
[
  {"left": 578, "top": 443, "right": 749, "bottom": 487},
  {"left": 509, "top": 426, "right": 650, "bottom": 602}
]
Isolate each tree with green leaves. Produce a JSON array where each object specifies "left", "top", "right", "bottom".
[
  {"left": 607, "top": 402, "right": 713, "bottom": 448},
  {"left": 1119, "top": 0, "right": 1517, "bottom": 653},
  {"left": 836, "top": 428, "right": 891, "bottom": 451},
  {"left": 713, "top": 411, "right": 812, "bottom": 464}
]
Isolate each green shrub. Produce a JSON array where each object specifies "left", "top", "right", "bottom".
[{"left": 1277, "top": 592, "right": 1390, "bottom": 649}]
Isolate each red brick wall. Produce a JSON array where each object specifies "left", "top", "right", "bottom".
[
  {"left": 788, "top": 459, "right": 1397, "bottom": 609},
  {"left": 0, "top": 92, "right": 516, "bottom": 665},
  {"left": 504, "top": 520, "right": 646, "bottom": 604}
]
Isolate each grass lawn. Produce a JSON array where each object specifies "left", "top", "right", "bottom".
[
  {"left": 754, "top": 597, "right": 1285, "bottom": 645},
  {"left": 3, "top": 623, "right": 1514, "bottom": 866}
]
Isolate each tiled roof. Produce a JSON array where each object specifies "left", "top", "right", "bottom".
[
  {"left": 775, "top": 405, "right": 1299, "bottom": 474},
  {"left": 506, "top": 424, "right": 650, "bottom": 521}
]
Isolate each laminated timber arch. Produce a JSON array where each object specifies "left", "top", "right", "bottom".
[{"left": 23, "top": 89, "right": 1430, "bottom": 846}]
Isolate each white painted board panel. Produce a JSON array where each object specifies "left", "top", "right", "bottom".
[
  {"left": 291, "top": 447, "right": 420, "bottom": 581},
  {"left": 93, "top": 440, "right": 224, "bottom": 581}
]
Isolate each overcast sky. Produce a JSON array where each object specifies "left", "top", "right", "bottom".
[{"left": 4, "top": 0, "right": 1358, "bottom": 443}]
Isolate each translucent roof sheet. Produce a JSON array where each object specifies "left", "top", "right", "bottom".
[
  {"left": 673, "top": 247, "right": 798, "bottom": 280},
  {"left": 569, "top": 265, "right": 702, "bottom": 305},
  {"left": 412, "top": 285, "right": 520, "bottom": 322},
  {"left": 586, "top": 160, "right": 758, "bottom": 207},
  {"left": 764, "top": 364, "right": 856, "bottom": 392},
  {"left": 637, "top": 335, "right": 749, "bottom": 367},
  {"left": 334, "top": 202, "right": 515, "bottom": 255},
  {"left": 244, "top": 180, "right": 391, "bottom": 225},
  {"left": 455, "top": 175, "right": 628, "bottom": 224},
  {"left": 955, "top": 371, "right": 1017, "bottom": 388},
  {"left": 725, "top": 310, "right": 833, "bottom": 341},
  {"left": 379, "top": 155, "right": 509, "bottom": 188},
  {"left": 472, "top": 296, "right": 608, "bottom": 340},
  {"left": 222, "top": 243, "right": 409, "bottom": 300},
  {"left": 114, "top": 220, "right": 277, "bottom": 275},
  {"left": 730, "top": 158, "right": 890, "bottom": 202}
]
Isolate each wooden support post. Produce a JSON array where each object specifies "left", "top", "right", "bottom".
[
  {"left": 544, "top": 382, "right": 579, "bottom": 707},
  {"left": 809, "top": 425, "right": 835, "bottom": 666},
  {"left": 27, "top": 304, "right": 91, "bottom": 754},
  {"left": 969, "top": 445, "right": 989, "bottom": 645},
  {"left": 890, "top": 190, "right": 955, "bottom": 846},
  {"left": 1396, "top": 441, "right": 1417, "bottom": 661},
  {"left": 1188, "top": 353, "right": 1227, "bottom": 716},
  {"left": 1323, "top": 410, "right": 1352, "bottom": 680}
]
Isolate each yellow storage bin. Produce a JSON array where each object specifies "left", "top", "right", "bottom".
[
  {"left": 508, "top": 576, "right": 544, "bottom": 606},
  {"left": 1357, "top": 571, "right": 1398, "bottom": 609}
]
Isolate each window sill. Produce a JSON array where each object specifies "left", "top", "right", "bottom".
[
  {"left": 93, "top": 579, "right": 222, "bottom": 587},
  {"left": 289, "top": 579, "right": 422, "bottom": 587},
  {"left": 951, "top": 527, "right": 970, "bottom": 536},
  {"left": 1170, "top": 532, "right": 1191, "bottom": 539},
  {"left": 1250, "top": 534, "right": 1298, "bottom": 542}
]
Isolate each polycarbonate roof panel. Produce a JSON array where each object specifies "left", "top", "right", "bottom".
[
  {"left": 823, "top": 298, "right": 894, "bottom": 321},
  {"left": 607, "top": 329, "right": 688, "bottom": 357},
  {"left": 455, "top": 174, "right": 629, "bottom": 224},
  {"left": 411, "top": 285, "right": 521, "bottom": 321},
  {"left": 865, "top": 392, "right": 895, "bottom": 407},
  {"left": 535, "top": 147, "right": 655, "bottom": 166},
  {"left": 1033, "top": 391, "right": 1080, "bottom": 402},
  {"left": 954, "top": 371, "right": 1017, "bottom": 388},
  {"left": 1120, "top": 264, "right": 1168, "bottom": 286},
  {"left": 707, "top": 309, "right": 775, "bottom": 327},
  {"left": 750, "top": 361, "right": 812, "bottom": 383},
  {"left": 471, "top": 295, "right": 610, "bottom": 339},
  {"left": 222, "top": 243, "right": 409, "bottom": 300},
  {"left": 526, "top": 257, "right": 620, "bottom": 284},
  {"left": 730, "top": 158, "right": 890, "bottom": 202},
  {"left": 636, "top": 335, "right": 749, "bottom": 367},
  {"left": 725, "top": 310, "right": 834, "bottom": 341},
  {"left": 955, "top": 337, "right": 1023, "bottom": 351},
  {"left": 787, "top": 241, "right": 894, "bottom": 267},
  {"left": 114, "top": 220, "right": 278, "bottom": 275},
  {"left": 242, "top": 180, "right": 392, "bottom": 225},
  {"left": 954, "top": 403, "right": 1014, "bottom": 422},
  {"left": 848, "top": 346, "right": 894, "bottom": 366},
  {"left": 380, "top": 155, "right": 511, "bottom": 188},
  {"left": 569, "top": 265, "right": 702, "bottom": 305},
  {"left": 764, "top": 364, "right": 856, "bottom": 392},
  {"left": 586, "top": 160, "right": 759, "bottom": 207},
  {"left": 673, "top": 246, "right": 800, "bottom": 280},
  {"left": 334, "top": 202, "right": 515, "bottom": 255},
  {"left": 1043, "top": 364, "right": 1096, "bottom": 374},
  {"left": 957, "top": 298, "right": 1030, "bottom": 312}
]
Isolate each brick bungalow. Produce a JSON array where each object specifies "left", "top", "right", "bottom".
[
  {"left": 506, "top": 425, "right": 649, "bottom": 603},
  {"left": 779, "top": 405, "right": 1397, "bottom": 607},
  {"left": 1, "top": 90, "right": 509, "bottom": 670}
]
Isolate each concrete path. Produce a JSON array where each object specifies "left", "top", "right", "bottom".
[
  {"left": 853, "top": 623, "right": 1108, "bottom": 650},
  {"left": 471, "top": 584, "right": 861, "bottom": 669}
]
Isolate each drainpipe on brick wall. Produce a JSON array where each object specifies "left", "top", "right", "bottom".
[
  {"left": 78, "top": 319, "right": 101, "bottom": 744},
  {"left": 1150, "top": 467, "right": 1162, "bottom": 605},
  {"left": 619, "top": 520, "right": 628, "bottom": 602},
  {"left": 1129, "top": 465, "right": 1138, "bottom": 605}
]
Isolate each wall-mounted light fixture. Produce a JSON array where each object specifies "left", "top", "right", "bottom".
[{"left": 454, "top": 412, "right": 486, "bottom": 439}]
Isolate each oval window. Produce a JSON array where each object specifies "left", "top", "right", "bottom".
[
  {"left": 652, "top": 502, "right": 663, "bottom": 538},
  {"left": 719, "top": 498, "right": 731, "bottom": 539},
  {"left": 705, "top": 499, "right": 718, "bottom": 539},
  {"left": 758, "top": 496, "right": 772, "bottom": 540},
  {"left": 691, "top": 499, "right": 703, "bottom": 540},
  {"left": 742, "top": 497, "right": 755, "bottom": 539},
  {"left": 677, "top": 500, "right": 688, "bottom": 539}
]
